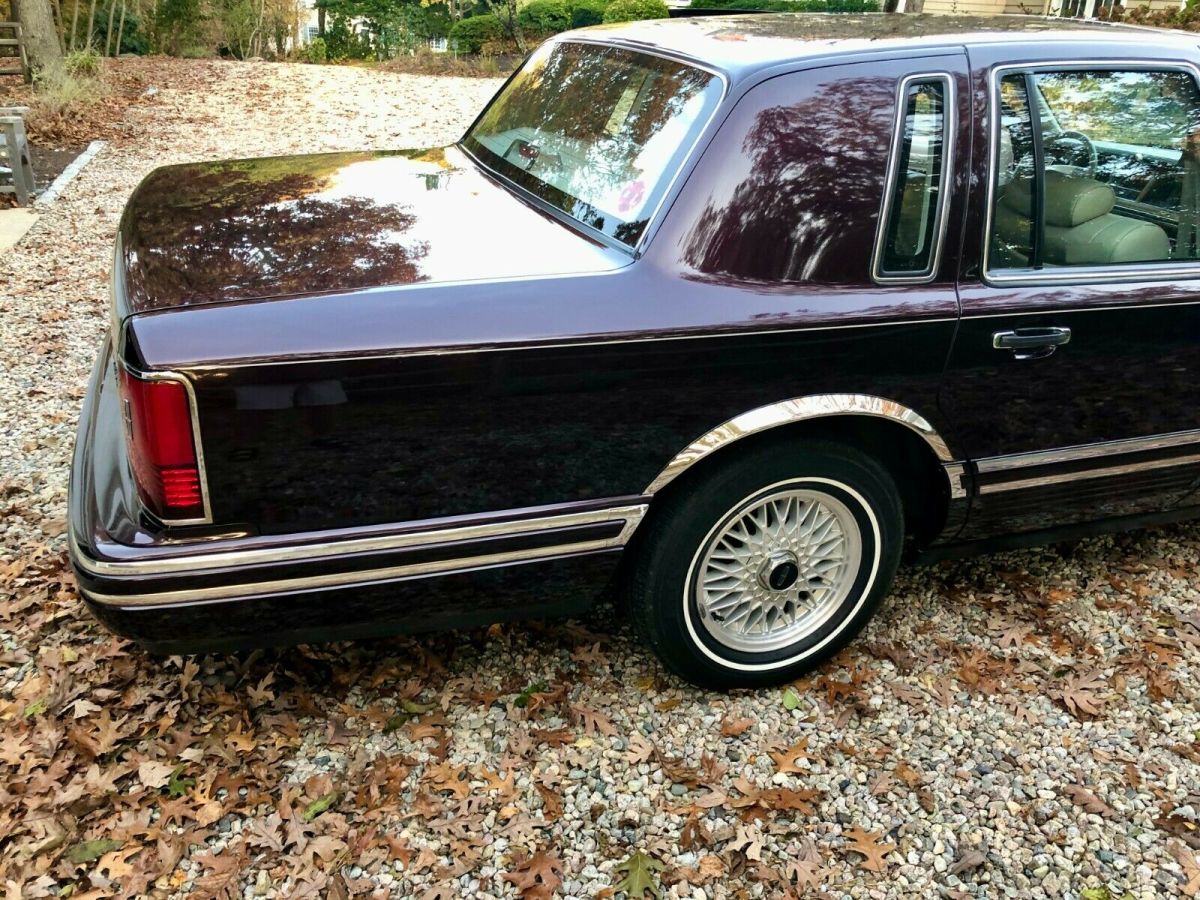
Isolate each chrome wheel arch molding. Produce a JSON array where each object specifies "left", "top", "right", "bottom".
[{"left": 644, "top": 393, "right": 960, "bottom": 497}]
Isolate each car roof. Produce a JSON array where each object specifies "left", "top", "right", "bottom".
[{"left": 574, "top": 13, "right": 1192, "bottom": 78}]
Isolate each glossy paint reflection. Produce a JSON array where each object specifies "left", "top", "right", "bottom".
[
  {"left": 119, "top": 146, "right": 627, "bottom": 315},
  {"left": 672, "top": 66, "right": 911, "bottom": 283},
  {"left": 123, "top": 57, "right": 965, "bottom": 538},
  {"left": 944, "top": 41, "right": 1200, "bottom": 534}
]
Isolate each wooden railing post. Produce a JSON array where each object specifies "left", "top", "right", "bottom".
[
  {"left": 0, "top": 22, "right": 31, "bottom": 82},
  {"left": 0, "top": 106, "right": 36, "bottom": 207}
]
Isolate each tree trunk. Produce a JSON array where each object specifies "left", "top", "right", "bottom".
[
  {"left": 85, "top": 0, "right": 97, "bottom": 49},
  {"left": 17, "top": 0, "right": 66, "bottom": 80},
  {"left": 317, "top": 4, "right": 324, "bottom": 36},
  {"left": 50, "top": 0, "right": 65, "bottom": 50},
  {"left": 68, "top": 0, "right": 80, "bottom": 50},
  {"left": 114, "top": 0, "right": 125, "bottom": 54},
  {"left": 104, "top": 0, "right": 116, "bottom": 54}
]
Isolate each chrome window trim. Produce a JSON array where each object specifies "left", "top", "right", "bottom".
[
  {"left": 871, "top": 72, "right": 957, "bottom": 285},
  {"left": 645, "top": 393, "right": 963, "bottom": 498},
  {"left": 982, "top": 59, "right": 1200, "bottom": 288},
  {"left": 118, "top": 360, "right": 214, "bottom": 527},
  {"left": 74, "top": 502, "right": 645, "bottom": 578},
  {"left": 954, "top": 297, "right": 1200, "bottom": 319},
  {"left": 460, "top": 36, "right": 730, "bottom": 257}
]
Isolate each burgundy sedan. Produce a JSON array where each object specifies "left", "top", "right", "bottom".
[{"left": 70, "top": 14, "right": 1200, "bottom": 687}]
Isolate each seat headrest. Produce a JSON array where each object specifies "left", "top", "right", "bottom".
[{"left": 1001, "top": 170, "right": 1116, "bottom": 227}]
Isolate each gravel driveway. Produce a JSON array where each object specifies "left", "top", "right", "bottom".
[{"left": 2, "top": 58, "right": 1200, "bottom": 899}]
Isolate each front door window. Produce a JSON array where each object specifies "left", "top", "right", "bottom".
[{"left": 988, "top": 67, "right": 1200, "bottom": 275}]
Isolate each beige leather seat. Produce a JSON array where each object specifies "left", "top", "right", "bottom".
[{"left": 994, "top": 169, "right": 1170, "bottom": 267}]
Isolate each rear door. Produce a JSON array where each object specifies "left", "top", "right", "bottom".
[{"left": 942, "top": 48, "right": 1200, "bottom": 540}]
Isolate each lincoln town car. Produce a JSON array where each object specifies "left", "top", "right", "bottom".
[{"left": 70, "top": 15, "right": 1200, "bottom": 687}]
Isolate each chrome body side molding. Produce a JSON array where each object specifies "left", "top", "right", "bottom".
[
  {"left": 645, "top": 394, "right": 960, "bottom": 496},
  {"left": 73, "top": 500, "right": 647, "bottom": 607},
  {"left": 974, "top": 429, "right": 1200, "bottom": 494},
  {"left": 942, "top": 462, "right": 969, "bottom": 500}
]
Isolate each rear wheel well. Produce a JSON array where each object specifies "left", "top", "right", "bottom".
[{"left": 646, "top": 415, "right": 951, "bottom": 548}]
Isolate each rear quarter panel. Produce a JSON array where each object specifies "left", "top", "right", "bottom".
[{"left": 127, "top": 54, "right": 968, "bottom": 539}]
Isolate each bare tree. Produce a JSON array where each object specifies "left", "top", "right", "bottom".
[
  {"left": 104, "top": 0, "right": 116, "bottom": 53},
  {"left": 16, "top": 0, "right": 66, "bottom": 80},
  {"left": 85, "top": 0, "right": 97, "bottom": 48},
  {"left": 50, "top": 0, "right": 65, "bottom": 48},
  {"left": 114, "top": 0, "right": 126, "bottom": 53},
  {"left": 69, "top": 0, "right": 81, "bottom": 49},
  {"left": 484, "top": 0, "right": 524, "bottom": 52}
]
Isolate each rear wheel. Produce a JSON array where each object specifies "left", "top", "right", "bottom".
[{"left": 628, "top": 440, "right": 903, "bottom": 689}]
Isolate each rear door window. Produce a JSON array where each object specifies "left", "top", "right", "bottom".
[{"left": 874, "top": 75, "right": 953, "bottom": 281}]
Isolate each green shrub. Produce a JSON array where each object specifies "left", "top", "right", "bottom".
[
  {"left": 569, "top": 0, "right": 607, "bottom": 26},
  {"left": 306, "top": 36, "right": 328, "bottom": 62},
  {"left": 686, "top": 0, "right": 879, "bottom": 10},
  {"left": 90, "top": 1, "right": 151, "bottom": 55},
  {"left": 155, "top": 0, "right": 208, "bottom": 54},
  {"left": 325, "top": 15, "right": 372, "bottom": 59},
  {"left": 518, "top": 0, "right": 571, "bottom": 35},
  {"left": 1102, "top": 1, "right": 1200, "bottom": 31},
  {"left": 64, "top": 48, "right": 102, "bottom": 78},
  {"left": 449, "top": 13, "right": 503, "bottom": 52},
  {"left": 602, "top": 0, "right": 667, "bottom": 22}
]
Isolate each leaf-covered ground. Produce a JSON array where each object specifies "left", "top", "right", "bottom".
[{"left": 2, "top": 58, "right": 1200, "bottom": 899}]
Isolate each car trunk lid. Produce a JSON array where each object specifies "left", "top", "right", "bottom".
[{"left": 116, "top": 145, "right": 629, "bottom": 319}]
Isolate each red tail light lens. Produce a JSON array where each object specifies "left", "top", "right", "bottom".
[{"left": 119, "top": 369, "right": 206, "bottom": 523}]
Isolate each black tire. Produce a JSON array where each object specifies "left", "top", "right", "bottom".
[{"left": 628, "top": 439, "right": 903, "bottom": 689}]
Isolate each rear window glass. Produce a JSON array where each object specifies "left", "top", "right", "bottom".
[{"left": 464, "top": 42, "right": 723, "bottom": 247}]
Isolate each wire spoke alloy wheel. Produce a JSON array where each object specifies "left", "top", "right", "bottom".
[{"left": 692, "top": 486, "right": 862, "bottom": 655}]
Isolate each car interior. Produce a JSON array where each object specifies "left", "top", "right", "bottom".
[{"left": 990, "top": 70, "right": 1200, "bottom": 270}]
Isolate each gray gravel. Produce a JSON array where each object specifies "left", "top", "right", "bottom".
[{"left": 2, "top": 58, "right": 1200, "bottom": 899}]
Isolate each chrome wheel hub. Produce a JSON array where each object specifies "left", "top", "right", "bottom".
[{"left": 693, "top": 487, "right": 862, "bottom": 654}]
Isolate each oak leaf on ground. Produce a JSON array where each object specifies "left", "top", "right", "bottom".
[
  {"left": 1053, "top": 670, "right": 1109, "bottom": 718},
  {"left": 769, "top": 738, "right": 813, "bottom": 774},
  {"left": 609, "top": 848, "right": 664, "bottom": 899},
  {"left": 1063, "top": 784, "right": 1116, "bottom": 817},
  {"left": 842, "top": 827, "right": 896, "bottom": 873},
  {"left": 502, "top": 849, "right": 564, "bottom": 899}
]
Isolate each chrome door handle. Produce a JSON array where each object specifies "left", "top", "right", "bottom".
[{"left": 992, "top": 326, "right": 1071, "bottom": 360}]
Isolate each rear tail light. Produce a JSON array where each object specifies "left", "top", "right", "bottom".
[{"left": 119, "top": 369, "right": 207, "bottom": 523}]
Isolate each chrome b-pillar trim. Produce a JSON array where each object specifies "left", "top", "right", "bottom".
[{"left": 645, "top": 394, "right": 962, "bottom": 497}]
